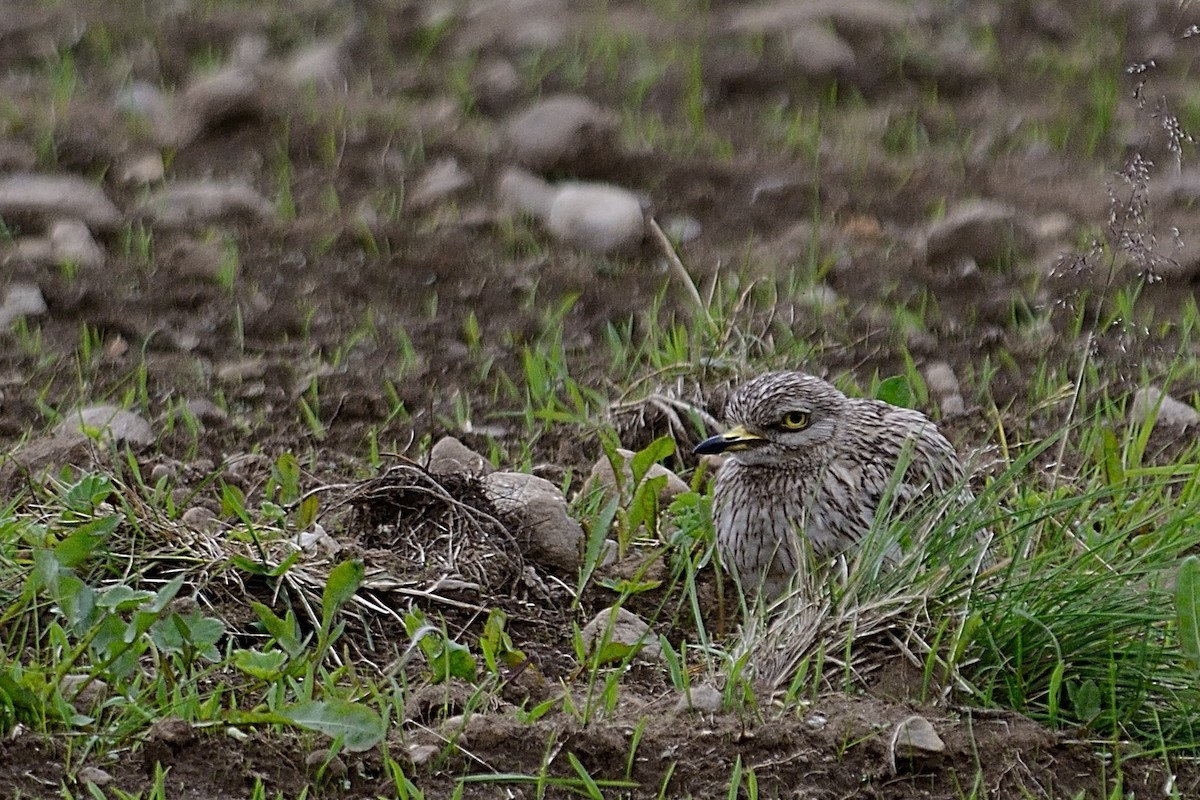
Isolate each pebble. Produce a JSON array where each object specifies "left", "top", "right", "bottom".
[
  {"left": 1130, "top": 387, "right": 1199, "bottom": 428},
  {"left": 498, "top": 169, "right": 644, "bottom": 255},
  {"left": 428, "top": 436, "right": 493, "bottom": 477},
  {"left": 50, "top": 219, "right": 105, "bottom": 269},
  {"left": 922, "top": 199, "right": 1030, "bottom": 268},
  {"left": 181, "top": 506, "right": 217, "bottom": 531},
  {"left": 140, "top": 180, "right": 276, "bottom": 227},
  {"left": 673, "top": 684, "right": 723, "bottom": 714},
  {"left": 407, "top": 743, "right": 438, "bottom": 767},
  {"left": 582, "top": 448, "right": 690, "bottom": 506},
  {"left": 0, "top": 283, "right": 48, "bottom": 329},
  {"left": 56, "top": 405, "right": 155, "bottom": 446},
  {"left": 547, "top": 184, "right": 644, "bottom": 255},
  {"left": 503, "top": 94, "right": 618, "bottom": 173},
  {"left": 727, "top": 0, "right": 908, "bottom": 37},
  {"left": 580, "top": 606, "right": 662, "bottom": 663},
  {"left": 409, "top": 157, "right": 474, "bottom": 208},
  {"left": 0, "top": 173, "right": 121, "bottom": 231},
  {"left": 890, "top": 714, "right": 945, "bottom": 771},
  {"left": 923, "top": 361, "right": 965, "bottom": 416},
  {"left": 304, "top": 749, "right": 348, "bottom": 780},
  {"left": 168, "top": 65, "right": 273, "bottom": 146},
  {"left": 75, "top": 766, "right": 114, "bottom": 787},
  {"left": 786, "top": 25, "right": 856, "bottom": 77},
  {"left": 117, "top": 152, "right": 166, "bottom": 186},
  {"left": 285, "top": 38, "right": 346, "bottom": 89},
  {"left": 483, "top": 470, "right": 584, "bottom": 574}
]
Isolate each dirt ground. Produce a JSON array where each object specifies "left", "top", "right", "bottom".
[{"left": 4, "top": 0, "right": 1200, "bottom": 797}]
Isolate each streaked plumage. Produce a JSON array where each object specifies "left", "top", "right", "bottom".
[{"left": 694, "top": 371, "right": 968, "bottom": 600}]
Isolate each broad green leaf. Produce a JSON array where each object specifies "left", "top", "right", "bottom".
[
  {"left": 1176, "top": 555, "right": 1200, "bottom": 666},
  {"left": 282, "top": 699, "right": 384, "bottom": 752},
  {"left": 54, "top": 516, "right": 119, "bottom": 567},
  {"left": 251, "top": 602, "right": 304, "bottom": 657},
  {"left": 630, "top": 436, "right": 675, "bottom": 488},
  {"left": 1069, "top": 679, "right": 1102, "bottom": 723},
  {"left": 874, "top": 376, "right": 914, "bottom": 408},
  {"left": 232, "top": 648, "right": 289, "bottom": 679},
  {"left": 272, "top": 452, "right": 302, "bottom": 504},
  {"left": 627, "top": 474, "right": 667, "bottom": 537},
  {"left": 321, "top": 560, "right": 364, "bottom": 629},
  {"left": 96, "top": 584, "right": 154, "bottom": 611},
  {"left": 430, "top": 639, "right": 476, "bottom": 683},
  {"left": 296, "top": 495, "right": 320, "bottom": 531}
]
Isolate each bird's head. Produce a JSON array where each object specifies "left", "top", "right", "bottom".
[{"left": 693, "top": 371, "right": 849, "bottom": 466}]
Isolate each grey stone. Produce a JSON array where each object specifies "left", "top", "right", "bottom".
[
  {"left": 0, "top": 173, "right": 121, "bottom": 231},
  {"left": 50, "top": 219, "right": 105, "bottom": 269},
  {"left": 923, "top": 199, "right": 1030, "bottom": 267},
  {"left": 0, "top": 283, "right": 47, "bottom": 328},
  {"left": 428, "top": 436, "right": 493, "bottom": 477},
  {"left": 580, "top": 606, "right": 661, "bottom": 662},
  {"left": 503, "top": 94, "right": 618, "bottom": 173},
  {"left": 673, "top": 683, "right": 723, "bottom": 714},
  {"left": 890, "top": 714, "right": 945, "bottom": 768},
  {"left": 140, "top": 180, "right": 276, "bottom": 227},
  {"left": 546, "top": 183, "right": 644, "bottom": 255},
  {"left": 484, "top": 471, "right": 584, "bottom": 574},
  {"left": 1131, "top": 387, "right": 1199, "bottom": 428},
  {"left": 583, "top": 448, "right": 690, "bottom": 506},
  {"left": 409, "top": 158, "right": 473, "bottom": 208},
  {"left": 57, "top": 405, "right": 154, "bottom": 447}
]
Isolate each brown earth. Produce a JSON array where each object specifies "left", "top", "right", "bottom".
[{"left": 3, "top": 0, "right": 1200, "bottom": 797}]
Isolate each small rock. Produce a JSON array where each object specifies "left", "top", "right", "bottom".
[
  {"left": 428, "top": 436, "right": 493, "bottom": 477},
  {"left": 727, "top": 0, "right": 908, "bottom": 37},
  {"left": 115, "top": 81, "right": 171, "bottom": 123},
  {"left": 923, "top": 200, "right": 1031, "bottom": 267},
  {"left": 472, "top": 59, "right": 522, "bottom": 111},
  {"left": 139, "top": 180, "right": 276, "bottom": 227},
  {"left": 503, "top": 94, "right": 618, "bottom": 174},
  {"left": 0, "top": 283, "right": 48, "bottom": 328},
  {"left": 50, "top": 219, "right": 105, "bottom": 269},
  {"left": 1131, "top": 387, "right": 1199, "bottom": 428},
  {"left": 409, "top": 157, "right": 473, "bottom": 208},
  {"left": 168, "top": 65, "right": 275, "bottom": 146},
  {"left": 75, "top": 766, "right": 114, "bottom": 787},
  {"left": 57, "top": 405, "right": 154, "bottom": 447},
  {"left": 181, "top": 506, "right": 217, "bottom": 531},
  {"left": 184, "top": 398, "right": 228, "bottom": 424},
  {"left": 0, "top": 432, "right": 92, "bottom": 482},
  {"left": 304, "top": 749, "right": 348, "bottom": 780},
  {"left": 497, "top": 167, "right": 558, "bottom": 219},
  {"left": 408, "top": 743, "right": 439, "bottom": 767},
  {"left": 547, "top": 183, "right": 644, "bottom": 255},
  {"left": 285, "top": 39, "right": 346, "bottom": 89},
  {"left": 786, "top": 25, "right": 856, "bottom": 77},
  {"left": 149, "top": 463, "right": 175, "bottom": 483},
  {"left": 580, "top": 606, "right": 661, "bottom": 662},
  {"left": 483, "top": 471, "right": 584, "bottom": 574},
  {"left": 148, "top": 717, "right": 195, "bottom": 747},
  {"left": 499, "top": 169, "right": 644, "bottom": 255},
  {"left": 0, "top": 173, "right": 121, "bottom": 231},
  {"left": 118, "top": 152, "right": 166, "bottom": 186},
  {"left": 673, "top": 684, "right": 723, "bottom": 714},
  {"left": 59, "top": 674, "right": 108, "bottom": 713},
  {"left": 923, "top": 361, "right": 965, "bottom": 416},
  {"left": 583, "top": 448, "right": 690, "bottom": 506},
  {"left": 661, "top": 214, "right": 702, "bottom": 244},
  {"left": 890, "top": 714, "right": 945, "bottom": 771}
]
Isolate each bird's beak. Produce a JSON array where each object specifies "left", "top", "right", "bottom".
[{"left": 693, "top": 424, "right": 766, "bottom": 454}]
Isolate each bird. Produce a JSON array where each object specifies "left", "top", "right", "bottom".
[{"left": 693, "top": 371, "right": 971, "bottom": 601}]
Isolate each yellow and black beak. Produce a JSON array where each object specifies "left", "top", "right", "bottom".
[{"left": 693, "top": 424, "right": 766, "bottom": 455}]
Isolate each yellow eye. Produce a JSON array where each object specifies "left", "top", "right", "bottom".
[{"left": 780, "top": 411, "right": 809, "bottom": 430}]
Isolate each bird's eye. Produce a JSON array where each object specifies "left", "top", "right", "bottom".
[{"left": 780, "top": 411, "right": 809, "bottom": 430}]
